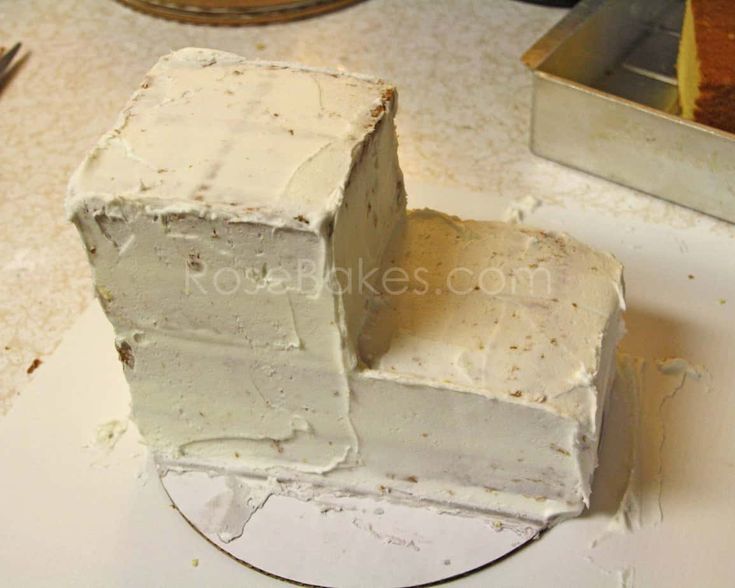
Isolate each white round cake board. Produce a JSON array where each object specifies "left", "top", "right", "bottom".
[{"left": 160, "top": 469, "right": 543, "bottom": 587}]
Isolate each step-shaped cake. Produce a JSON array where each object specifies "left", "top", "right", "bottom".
[{"left": 67, "top": 48, "right": 625, "bottom": 525}]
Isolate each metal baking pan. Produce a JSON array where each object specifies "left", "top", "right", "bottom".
[{"left": 523, "top": 0, "right": 735, "bottom": 224}]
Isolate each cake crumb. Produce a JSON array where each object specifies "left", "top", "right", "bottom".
[
  {"left": 26, "top": 358, "right": 42, "bottom": 374},
  {"left": 97, "top": 285, "right": 113, "bottom": 303},
  {"left": 370, "top": 103, "right": 386, "bottom": 118},
  {"left": 255, "top": 42, "right": 266, "bottom": 51},
  {"left": 550, "top": 444, "right": 571, "bottom": 456},
  {"left": 115, "top": 340, "right": 135, "bottom": 369},
  {"left": 94, "top": 419, "right": 128, "bottom": 451},
  {"left": 405, "top": 475, "right": 418, "bottom": 483},
  {"left": 720, "top": 299, "right": 727, "bottom": 305},
  {"left": 191, "top": 558, "right": 199, "bottom": 568},
  {"left": 187, "top": 253, "right": 204, "bottom": 271}
]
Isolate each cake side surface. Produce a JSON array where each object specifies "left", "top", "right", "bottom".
[
  {"left": 331, "top": 93, "right": 407, "bottom": 367},
  {"left": 678, "top": 0, "right": 701, "bottom": 121},
  {"left": 123, "top": 330, "right": 357, "bottom": 473},
  {"left": 678, "top": 0, "right": 735, "bottom": 133}
]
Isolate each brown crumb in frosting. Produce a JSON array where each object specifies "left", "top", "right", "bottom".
[{"left": 26, "top": 358, "right": 42, "bottom": 374}]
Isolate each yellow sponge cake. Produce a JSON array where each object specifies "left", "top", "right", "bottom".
[{"left": 677, "top": 0, "right": 735, "bottom": 133}]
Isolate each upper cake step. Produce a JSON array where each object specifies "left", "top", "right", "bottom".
[
  {"left": 67, "top": 47, "right": 399, "bottom": 226},
  {"left": 67, "top": 48, "right": 406, "bottom": 366}
]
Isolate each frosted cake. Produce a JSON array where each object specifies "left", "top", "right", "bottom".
[{"left": 67, "top": 48, "right": 625, "bottom": 525}]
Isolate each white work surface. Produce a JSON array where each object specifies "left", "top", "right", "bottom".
[
  {"left": 3, "top": 178, "right": 735, "bottom": 587},
  {"left": 2, "top": 1, "right": 735, "bottom": 586}
]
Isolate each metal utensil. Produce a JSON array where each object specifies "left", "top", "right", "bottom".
[{"left": 0, "top": 42, "right": 21, "bottom": 78}]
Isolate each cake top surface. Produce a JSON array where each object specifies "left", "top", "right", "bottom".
[
  {"left": 67, "top": 48, "right": 394, "bottom": 228},
  {"left": 691, "top": 0, "right": 735, "bottom": 87},
  {"left": 358, "top": 210, "right": 624, "bottom": 418}
]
